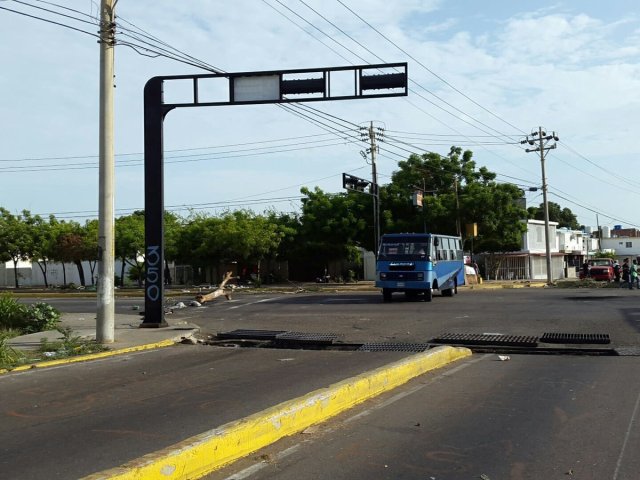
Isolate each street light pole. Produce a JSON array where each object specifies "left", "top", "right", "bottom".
[
  {"left": 97, "top": 0, "right": 116, "bottom": 342},
  {"left": 521, "top": 127, "right": 559, "bottom": 285}
]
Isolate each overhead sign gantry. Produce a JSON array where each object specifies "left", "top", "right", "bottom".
[{"left": 142, "top": 63, "right": 408, "bottom": 326}]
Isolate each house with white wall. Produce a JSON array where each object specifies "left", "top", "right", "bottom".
[{"left": 600, "top": 236, "right": 640, "bottom": 261}]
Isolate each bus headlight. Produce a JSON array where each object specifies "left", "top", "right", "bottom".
[{"left": 380, "top": 272, "right": 387, "bottom": 279}]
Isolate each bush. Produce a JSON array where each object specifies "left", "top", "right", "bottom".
[
  {"left": 22, "top": 303, "right": 61, "bottom": 334},
  {"left": 0, "top": 294, "right": 27, "bottom": 330},
  {"left": 0, "top": 295, "right": 60, "bottom": 334},
  {"left": 0, "top": 330, "right": 25, "bottom": 370}
]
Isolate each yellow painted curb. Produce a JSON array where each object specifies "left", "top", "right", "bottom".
[
  {"left": 0, "top": 339, "right": 176, "bottom": 375},
  {"left": 82, "top": 345, "right": 471, "bottom": 480}
]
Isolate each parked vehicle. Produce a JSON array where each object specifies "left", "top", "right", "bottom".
[{"left": 579, "top": 258, "right": 615, "bottom": 281}]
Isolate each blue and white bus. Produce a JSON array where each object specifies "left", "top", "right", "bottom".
[{"left": 376, "top": 233, "right": 465, "bottom": 302}]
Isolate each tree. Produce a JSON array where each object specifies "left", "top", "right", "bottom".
[
  {"left": 23, "top": 212, "right": 56, "bottom": 288},
  {"left": 296, "top": 187, "right": 368, "bottom": 273},
  {"left": 527, "top": 202, "right": 580, "bottom": 230},
  {"left": 175, "top": 214, "right": 225, "bottom": 283},
  {"left": 0, "top": 209, "right": 33, "bottom": 288},
  {"left": 53, "top": 220, "right": 90, "bottom": 286},
  {"left": 379, "top": 147, "right": 527, "bottom": 254},
  {"left": 163, "top": 211, "right": 182, "bottom": 285},
  {"left": 115, "top": 212, "right": 145, "bottom": 287},
  {"left": 82, "top": 219, "right": 99, "bottom": 285}
]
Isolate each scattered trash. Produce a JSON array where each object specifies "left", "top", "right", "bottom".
[
  {"left": 278, "top": 358, "right": 295, "bottom": 362},
  {"left": 131, "top": 305, "right": 140, "bottom": 310},
  {"left": 180, "top": 337, "right": 197, "bottom": 345},
  {"left": 480, "top": 474, "right": 491, "bottom": 480},
  {"left": 43, "top": 352, "right": 57, "bottom": 358},
  {"left": 189, "top": 300, "right": 202, "bottom": 307},
  {"left": 566, "top": 469, "right": 574, "bottom": 476},
  {"left": 498, "top": 355, "right": 510, "bottom": 361},
  {"left": 173, "top": 302, "right": 186, "bottom": 309}
]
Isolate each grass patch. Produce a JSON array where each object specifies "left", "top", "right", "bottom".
[
  {"left": 37, "top": 326, "right": 109, "bottom": 359},
  {"left": 0, "top": 326, "right": 109, "bottom": 372}
]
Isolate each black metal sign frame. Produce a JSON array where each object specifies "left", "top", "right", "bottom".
[{"left": 141, "top": 63, "right": 408, "bottom": 326}]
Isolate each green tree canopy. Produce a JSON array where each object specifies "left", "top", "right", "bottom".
[
  {"left": 527, "top": 201, "right": 580, "bottom": 230},
  {"left": 377, "top": 147, "right": 527, "bottom": 253},
  {"left": 0, "top": 209, "right": 34, "bottom": 288}
]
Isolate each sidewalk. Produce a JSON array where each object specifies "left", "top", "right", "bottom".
[{"left": 5, "top": 312, "right": 199, "bottom": 372}]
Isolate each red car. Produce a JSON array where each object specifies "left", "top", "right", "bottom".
[{"left": 580, "top": 258, "right": 615, "bottom": 281}]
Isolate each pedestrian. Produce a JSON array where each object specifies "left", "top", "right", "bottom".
[
  {"left": 621, "top": 258, "right": 631, "bottom": 289},
  {"left": 582, "top": 260, "right": 590, "bottom": 279},
  {"left": 613, "top": 260, "right": 621, "bottom": 283},
  {"left": 633, "top": 260, "right": 640, "bottom": 289}
]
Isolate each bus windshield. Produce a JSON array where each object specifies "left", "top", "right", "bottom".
[{"left": 378, "top": 238, "right": 430, "bottom": 261}]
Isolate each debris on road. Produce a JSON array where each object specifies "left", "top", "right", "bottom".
[{"left": 195, "top": 271, "right": 234, "bottom": 304}]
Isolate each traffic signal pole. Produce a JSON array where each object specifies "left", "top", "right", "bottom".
[{"left": 141, "top": 64, "right": 408, "bottom": 326}]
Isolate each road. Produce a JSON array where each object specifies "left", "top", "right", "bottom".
[
  {"left": 36, "top": 287, "right": 640, "bottom": 348},
  {"left": 205, "top": 354, "right": 640, "bottom": 480},
  {"left": 5, "top": 287, "right": 640, "bottom": 479}
]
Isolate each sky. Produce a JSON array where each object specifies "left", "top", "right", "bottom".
[{"left": 1, "top": 0, "right": 639, "bottom": 231}]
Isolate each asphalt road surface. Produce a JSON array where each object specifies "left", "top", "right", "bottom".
[
  {"left": 7, "top": 287, "right": 640, "bottom": 479},
  {"left": 35, "top": 287, "right": 640, "bottom": 348},
  {"left": 206, "top": 354, "right": 640, "bottom": 480}
]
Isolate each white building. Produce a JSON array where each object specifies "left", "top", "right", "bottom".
[
  {"left": 482, "top": 220, "right": 601, "bottom": 281},
  {"left": 600, "top": 236, "right": 640, "bottom": 260}
]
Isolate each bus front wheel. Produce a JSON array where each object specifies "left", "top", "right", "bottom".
[
  {"left": 383, "top": 289, "right": 392, "bottom": 302},
  {"left": 423, "top": 288, "right": 432, "bottom": 302}
]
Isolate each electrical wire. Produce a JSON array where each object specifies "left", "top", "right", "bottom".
[
  {"left": 335, "top": 0, "right": 526, "bottom": 136},
  {"left": 0, "top": 5, "right": 99, "bottom": 37}
]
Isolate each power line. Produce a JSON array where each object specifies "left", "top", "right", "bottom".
[
  {"left": 0, "top": 131, "right": 355, "bottom": 162},
  {"left": 0, "top": 5, "right": 100, "bottom": 37},
  {"left": 0, "top": 139, "right": 359, "bottom": 173},
  {"left": 335, "top": 0, "right": 525, "bottom": 136}
]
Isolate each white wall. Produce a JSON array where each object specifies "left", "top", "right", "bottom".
[
  {"left": 1, "top": 259, "right": 132, "bottom": 287},
  {"left": 601, "top": 237, "right": 640, "bottom": 258},
  {"left": 522, "top": 220, "right": 559, "bottom": 253}
]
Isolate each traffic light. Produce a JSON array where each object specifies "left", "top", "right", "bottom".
[{"left": 342, "top": 173, "right": 371, "bottom": 193}]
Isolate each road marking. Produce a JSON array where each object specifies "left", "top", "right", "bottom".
[
  {"left": 227, "top": 297, "right": 281, "bottom": 310},
  {"left": 223, "top": 445, "right": 302, "bottom": 480},
  {"left": 613, "top": 381, "right": 640, "bottom": 480}
]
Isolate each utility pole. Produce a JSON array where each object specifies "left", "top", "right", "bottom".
[
  {"left": 363, "top": 122, "right": 382, "bottom": 254},
  {"left": 521, "top": 127, "right": 559, "bottom": 285},
  {"left": 97, "top": 0, "right": 116, "bottom": 343}
]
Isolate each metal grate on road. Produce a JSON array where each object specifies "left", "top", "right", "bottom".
[
  {"left": 540, "top": 333, "right": 611, "bottom": 344},
  {"left": 275, "top": 332, "right": 339, "bottom": 345},
  {"left": 217, "top": 329, "right": 287, "bottom": 340},
  {"left": 358, "top": 342, "right": 431, "bottom": 353},
  {"left": 431, "top": 333, "right": 539, "bottom": 347}
]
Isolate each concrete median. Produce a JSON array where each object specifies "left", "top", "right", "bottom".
[{"left": 82, "top": 345, "right": 471, "bottom": 480}]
